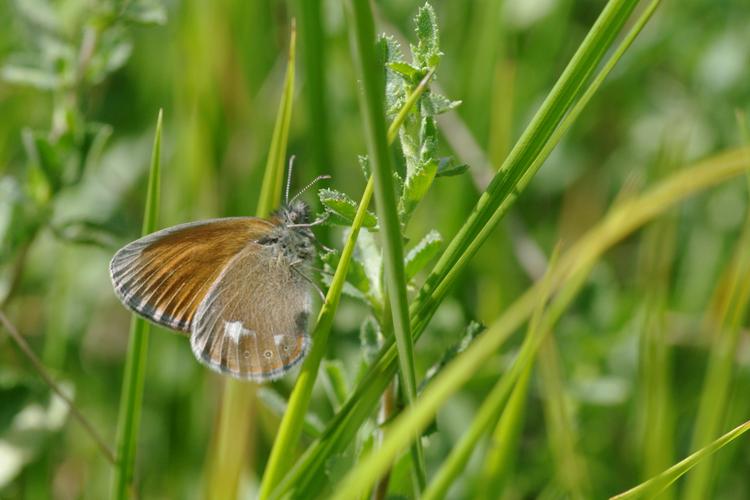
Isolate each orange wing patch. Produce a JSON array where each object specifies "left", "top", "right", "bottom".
[{"left": 110, "top": 217, "right": 274, "bottom": 332}]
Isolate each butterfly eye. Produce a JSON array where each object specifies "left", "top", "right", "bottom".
[
  {"left": 263, "top": 350, "right": 273, "bottom": 359},
  {"left": 243, "top": 350, "right": 251, "bottom": 359}
]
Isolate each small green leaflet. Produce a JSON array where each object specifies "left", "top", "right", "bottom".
[{"left": 318, "top": 188, "right": 378, "bottom": 228}]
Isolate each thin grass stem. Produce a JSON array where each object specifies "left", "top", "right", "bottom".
[
  {"left": 344, "top": 0, "right": 425, "bottom": 490},
  {"left": 611, "top": 420, "right": 750, "bottom": 499},
  {"left": 111, "top": 109, "right": 163, "bottom": 499}
]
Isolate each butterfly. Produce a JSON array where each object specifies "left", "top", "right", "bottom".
[{"left": 109, "top": 172, "right": 328, "bottom": 382}]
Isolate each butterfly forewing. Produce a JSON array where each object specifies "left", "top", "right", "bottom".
[
  {"left": 190, "top": 243, "right": 311, "bottom": 381},
  {"left": 110, "top": 217, "right": 275, "bottom": 332}
]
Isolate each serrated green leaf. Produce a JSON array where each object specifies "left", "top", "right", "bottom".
[
  {"left": 436, "top": 157, "right": 469, "bottom": 177},
  {"left": 380, "top": 34, "right": 407, "bottom": 115},
  {"left": 400, "top": 158, "right": 437, "bottom": 217},
  {"left": 319, "top": 188, "right": 377, "bottom": 228},
  {"left": 257, "top": 388, "right": 323, "bottom": 438},
  {"left": 354, "top": 229, "right": 383, "bottom": 301},
  {"left": 405, "top": 229, "right": 442, "bottom": 281},
  {"left": 422, "top": 91, "right": 461, "bottom": 116},
  {"left": 419, "top": 115, "right": 438, "bottom": 162},
  {"left": 359, "top": 316, "right": 382, "bottom": 364},
  {"left": 388, "top": 61, "right": 421, "bottom": 81},
  {"left": 412, "top": 3, "right": 442, "bottom": 69},
  {"left": 321, "top": 249, "right": 370, "bottom": 300}
]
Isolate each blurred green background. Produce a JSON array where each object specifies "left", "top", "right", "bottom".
[{"left": 1, "top": 0, "right": 750, "bottom": 498}]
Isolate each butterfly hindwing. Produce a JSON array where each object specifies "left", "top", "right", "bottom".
[
  {"left": 190, "top": 243, "right": 311, "bottom": 381},
  {"left": 109, "top": 217, "right": 275, "bottom": 332}
]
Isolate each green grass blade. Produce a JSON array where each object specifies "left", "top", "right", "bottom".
[
  {"left": 424, "top": 249, "right": 592, "bottom": 500},
  {"left": 424, "top": 247, "right": 563, "bottom": 500},
  {"left": 328, "top": 148, "right": 750, "bottom": 499},
  {"left": 344, "top": 0, "right": 425, "bottom": 490},
  {"left": 636, "top": 141, "right": 680, "bottom": 489},
  {"left": 205, "top": 23, "right": 296, "bottom": 500},
  {"left": 684, "top": 175, "right": 750, "bottom": 500},
  {"left": 537, "top": 337, "right": 590, "bottom": 499},
  {"left": 272, "top": 2, "right": 661, "bottom": 495},
  {"left": 260, "top": 63, "right": 434, "bottom": 500},
  {"left": 611, "top": 420, "right": 750, "bottom": 499},
  {"left": 258, "top": 176, "right": 374, "bottom": 499},
  {"left": 111, "top": 109, "right": 163, "bottom": 499},
  {"left": 477, "top": 250, "right": 563, "bottom": 499},
  {"left": 257, "top": 20, "right": 297, "bottom": 217}
]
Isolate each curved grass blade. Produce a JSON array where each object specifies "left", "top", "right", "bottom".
[{"left": 111, "top": 109, "right": 163, "bottom": 499}]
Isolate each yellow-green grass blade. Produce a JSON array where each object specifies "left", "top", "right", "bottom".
[
  {"left": 111, "top": 109, "right": 163, "bottom": 499},
  {"left": 612, "top": 420, "right": 750, "bottom": 499},
  {"left": 537, "top": 336, "right": 590, "bottom": 499},
  {"left": 344, "top": 0, "right": 425, "bottom": 490}
]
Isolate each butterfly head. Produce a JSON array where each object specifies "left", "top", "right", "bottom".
[
  {"left": 280, "top": 199, "right": 312, "bottom": 226},
  {"left": 258, "top": 201, "right": 316, "bottom": 263}
]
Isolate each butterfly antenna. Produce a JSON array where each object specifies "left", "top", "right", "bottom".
[
  {"left": 289, "top": 174, "right": 332, "bottom": 204},
  {"left": 285, "top": 155, "right": 296, "bottom": 205}
]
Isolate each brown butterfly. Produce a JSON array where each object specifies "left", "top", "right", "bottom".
[{"left": 110, "top": 175, "right": 327, "bottom": 382}]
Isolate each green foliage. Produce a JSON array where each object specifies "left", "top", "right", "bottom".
[
  {"left": 319, "top": 187, "right": 378, "bottom": 228},
  {"left": 379, "top": 8, "right": 460, "bottom": 222},
  {"left": 2, "top": 0, "right": 750, "bottom": 498}
]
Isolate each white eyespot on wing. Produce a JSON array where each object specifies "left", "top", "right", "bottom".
[{"left": 224, "top": 320, "right": 256, "bottom": 343}]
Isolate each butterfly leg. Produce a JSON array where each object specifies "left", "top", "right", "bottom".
[
  {"left": 291, "top": 265, "right": 327, "bottom": 302},
  {"left": 312, "top": 237, "right": 334, "bottom": 254}
]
